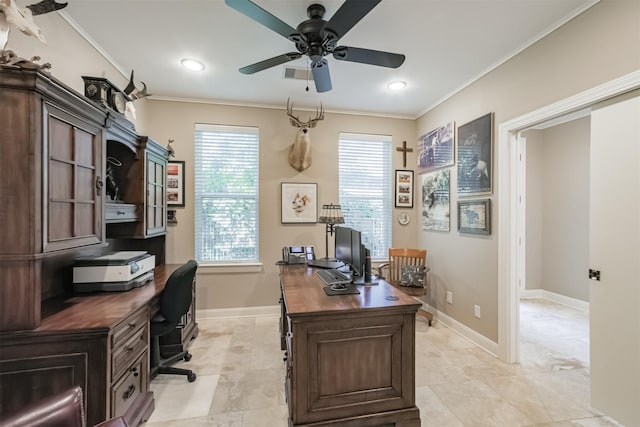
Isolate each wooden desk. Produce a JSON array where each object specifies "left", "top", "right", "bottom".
[
  {"left": 0, "top": 264, "right": 197, "bottom": 427},
  {"left": 279, "top": 265, "right": 421, "bottom": 427}
]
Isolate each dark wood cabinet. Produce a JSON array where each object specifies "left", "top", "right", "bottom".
[
  {"left": 0, "top": 66, "right": 107, "bottom": 332},
  {"left": 44, "top": 102, "right": 105, "bottom": 252},
  {"left": 279, "top": 265, "right": 421, "bottom": 427},
  {"left": 0, "top": 265, "right": 181, "bottom": 426},
  {"left": 104, "top": 119, "right": 168, "bottom": 239},
  {"left": 1, "top": 64, "right": 176, "bottom": 426}
]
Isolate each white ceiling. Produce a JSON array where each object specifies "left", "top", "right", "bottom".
[{"left": 60, "top": 0, "right": 596, "bottom": 118}]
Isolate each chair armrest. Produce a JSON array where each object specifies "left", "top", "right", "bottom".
[{"left": 377, "top": 262, "right": 389, "bottom": 280}]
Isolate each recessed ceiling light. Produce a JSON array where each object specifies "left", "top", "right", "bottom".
[
  {"left": 181, "top": 58, "right": 205, "bottom": 72},
  {"left": 387, "top": 81, "right": 407, "bottom": 91}
]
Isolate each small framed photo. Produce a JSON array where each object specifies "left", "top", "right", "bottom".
[
  {"left": 167, "top": 209, "right": 177, "bottom": 223},
  {"left": 417, "top": 121, "right": 455, "bottom": 173},
  {"left": 281, "top": 182, "right": 317, "bottom": 224},
  {"left": 167, "top": 161, "right": 185, "bottom": 207},
  {"left": 395, "top": 170, "right": 414, "bottom": 208},
  {"left": 458, "top": 199, "right": 491, "bottom": 235}
]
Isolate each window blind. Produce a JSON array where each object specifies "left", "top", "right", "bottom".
[
  {"left": 194, "top": 124, "right": 259, "bottom": 263},
  {"left": 338, "top": 133, "right": 392, "bottom": 260}
]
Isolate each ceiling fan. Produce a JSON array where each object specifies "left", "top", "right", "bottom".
[{"left": 224, "top": 0, "right": 405, "bottom": 93}]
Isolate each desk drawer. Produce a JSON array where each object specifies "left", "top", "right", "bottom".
[
  {"left": 112, "top": 324, "right": 148, "bottom": 381},
  {"left": 112, "top": 308, "right": 148, "bottom": 350},
  {"left": 111, "top": 352, "right": 147, "bottom": 418},
  {"left": 105, "top": 203, "right": 139, "bottom": 223}
]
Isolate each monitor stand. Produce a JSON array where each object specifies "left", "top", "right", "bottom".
[
  {"left": 308, "top": 258, "right": 344, "bottom": 269},
  {"left": 352, "top": 274, "right": 379, "bottom": 286}
]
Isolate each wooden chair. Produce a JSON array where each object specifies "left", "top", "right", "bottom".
[{"left": 377, "top": 248, "right": 433, "bottom": 326}]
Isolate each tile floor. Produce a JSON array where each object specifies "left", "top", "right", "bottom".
[{"left": 144, "top": 299, "right": 625, "bottom": 427}]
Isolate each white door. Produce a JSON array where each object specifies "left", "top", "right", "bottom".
[{"left": 589, "top": 91, "right": 640, "bottom": 426}]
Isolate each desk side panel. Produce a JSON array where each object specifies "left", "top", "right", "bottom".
[
  {"left": 0, "top": 331, "right": 109, "bottom": 426},
  {"left": 292, "top": 310, "right": 418, "bottom": 425}
]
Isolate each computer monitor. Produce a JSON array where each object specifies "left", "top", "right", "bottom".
[
  {"left": 350, "top": 229, "right": 364, "bottom": 277},
  {"left": 334, "top": 226, "right": 352, "bottom": 265}
]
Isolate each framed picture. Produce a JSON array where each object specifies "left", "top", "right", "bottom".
[
  {"left": 167, "top": 161, "right": 185, "bottom": 207},
  {"left": 395, "top": 170, "right": 414, "bottom": 208},
  {"left": 167, "top": 209, "right": 177, "bottom": 223},
  {"left": 458, "top": 199, "right": 491, "bottom": 235},
  {"left": 281, "top": 182, "right": 317, "bottom": 223},
  {"left": 457, "top": 113, "right": 493, "bottom": 195},
  {"left": 418, "top": 121, "right": 455, "bottom": 173},
  {"left": 420, "top": 169, "right": 450, "bottom": 232}
]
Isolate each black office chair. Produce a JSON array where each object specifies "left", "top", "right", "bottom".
[{"left": 150, "top": 260, "right": 198, "bottom": 382}]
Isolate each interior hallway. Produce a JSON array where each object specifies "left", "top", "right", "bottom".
[{"left": 144, "top": 299, "right": 623, "bottom": 426}]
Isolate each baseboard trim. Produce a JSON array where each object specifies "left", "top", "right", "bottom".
[
  {"left": 197, "top": 305, "right": 280, "bottom": 319},
  {"left": 520, "top": 289, "right": 589, "bottom": 312},
  {"left": 423, "top": 303, "right": 499, "bottom": 359}
]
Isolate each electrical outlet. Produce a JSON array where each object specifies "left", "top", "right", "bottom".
[
  {"left": 474, "top": 305, "right": 481, "bottom": 318},
  {"left": 446, "top": 291, "right": 453, "bottom": 304}
]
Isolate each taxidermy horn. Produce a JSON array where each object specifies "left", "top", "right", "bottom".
[
  {"left": 286, "top": 98, "right": 324, "bottom": 172},
  {"left": 124, "top": 69, "right": 152, "bottom": 100},
  {"left": 0, "top": 0, "right": 67, "bottom": 50}
]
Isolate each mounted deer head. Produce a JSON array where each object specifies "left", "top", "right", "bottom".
[{"left": 286, "top": 98, "right": 324, "bottom": 172}]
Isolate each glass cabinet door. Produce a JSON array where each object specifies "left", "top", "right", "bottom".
[{"left": 145, "top": 152, "right": 167, "bottom": 237}]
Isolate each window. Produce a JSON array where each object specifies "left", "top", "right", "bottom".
[
  {"left": 338, "top": 133, "right": 392, "bottom": 260},
  {"left": 194, "top": 124, "right": 259, "bottom": 263}
]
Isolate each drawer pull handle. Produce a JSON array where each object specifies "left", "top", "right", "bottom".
[
  {"left": 125, "top": 346, "right": 134, "bottom": 352},
  {"left": 131, "top": 367, "right": 139, "bottom": 377},
  {"left": 128, "top": 323, "right": 136, "bottom": 328},
  {"left": 122, "top": 384, "right": 136, "bottom": 400},
  {"left": 117, "top": 211, "right": 126, "bottom": 215}
]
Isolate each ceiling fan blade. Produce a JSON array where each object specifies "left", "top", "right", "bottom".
[
  {"left": 324, "top": 0, "right": 382, "bottom": 41},
  {"left": 225, "top": 0, "right": 298, "bottom": 39},
  {"left": 239, "top": 52, "right": 302, "bottom": 74},
  {"left": 333, "top": 46, "right": 405, "bottom": 68},
  {"left": 311, "top": 59, "right": 332, "bottom": 93}
]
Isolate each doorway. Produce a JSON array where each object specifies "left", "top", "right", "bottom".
[
  {"left": 518, "top": 116, "right": 591, "bottom": 372},
  {"left": 495, "top": 70, "right": 640, "bottom": 364},
  {"left": 497, "top": 70, "right": 640, "bottom": 424}
]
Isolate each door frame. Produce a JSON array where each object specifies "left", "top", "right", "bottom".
[{"left": 496, "top": 70, "right": 640, "bottom": 363}]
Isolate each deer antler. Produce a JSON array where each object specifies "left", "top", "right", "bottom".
[
  {"left": 286, "top": 98, "right": 302, "bottom": 127},
  {"left": 307, "top": 104, "right": 324, "bottom": 128}
]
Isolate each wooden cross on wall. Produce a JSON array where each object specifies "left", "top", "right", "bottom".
[{"left": 396, "top": 141, "right": 413, "bottom": 168}]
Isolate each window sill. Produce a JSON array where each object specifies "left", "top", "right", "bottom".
[{"left": 197, "top": 263, "right": 263, "bottom": 274}]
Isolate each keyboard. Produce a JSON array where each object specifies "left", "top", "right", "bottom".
[{"left": 316, "top": 269, "right": 351, "bottom": 286}]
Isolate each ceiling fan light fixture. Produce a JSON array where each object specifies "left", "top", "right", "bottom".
[
  {"left": 181, "top": 58, "right": 205, "bottom": 72},
  {"left": 387, "top": 81, "right": 407, "bottom": 91}
]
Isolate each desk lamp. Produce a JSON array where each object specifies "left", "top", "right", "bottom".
[{"left": 318, "top": 203, "right": 345, "bottom": 260}]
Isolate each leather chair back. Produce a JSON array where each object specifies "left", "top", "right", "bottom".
[
  {"left": 160, "top": 259, "right": 198, "bottom": 323},
  {"left": 0, "top": 386, "right": 85, "bottom": 427}
]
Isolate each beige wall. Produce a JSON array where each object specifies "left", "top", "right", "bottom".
[
  {"left": 145, "top": 100, "right": 416, "bottom": 309},
  {"left": 524, "top": 118, "right": 591, "bottom": 302},
  {"left": 6, "top": 12, "right": 149, "bottom": 130},
  {"left": 415, "top": 0, "right": 640, "bottom": 341}
]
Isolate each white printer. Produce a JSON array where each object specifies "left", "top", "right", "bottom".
[{"left": 73, "top": 251, "right": 155, "bottom": 292}]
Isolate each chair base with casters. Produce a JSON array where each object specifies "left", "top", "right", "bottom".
[{"left": 150, "top": 317, "right": 196, "bottom": 382}]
